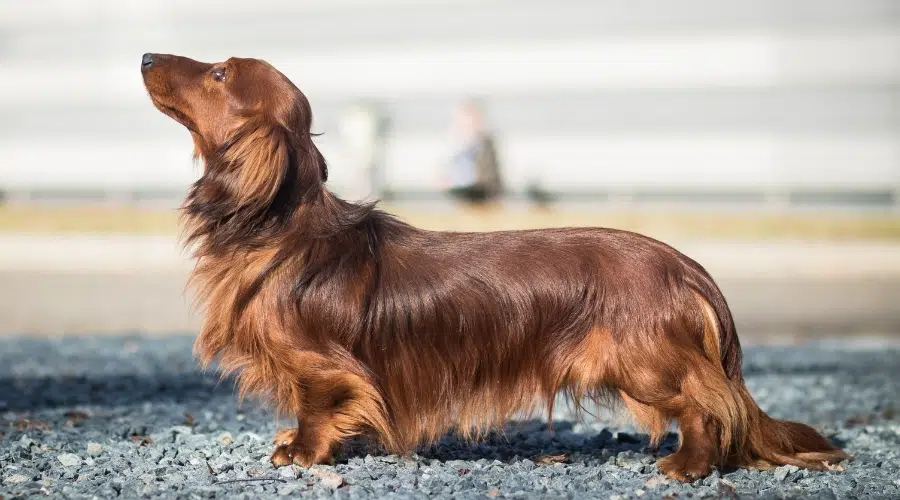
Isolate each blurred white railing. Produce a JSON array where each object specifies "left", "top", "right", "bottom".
[{"left": 0, "top": 0, "right": 898, "bottom": 209}]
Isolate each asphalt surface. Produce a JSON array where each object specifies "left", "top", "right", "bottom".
[
  {"left": 1, "top": 334, "right": 899, "bottom": 499},
  {"left": 2, "top": 270, "right": 899, "bottom": 337},
  {"left": 2, "top": 236, "right": 900, "bottom": 336}
]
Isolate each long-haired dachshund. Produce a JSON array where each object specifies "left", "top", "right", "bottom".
[{"left": 141, "top": 53, "right": 847, "bottom": 482}]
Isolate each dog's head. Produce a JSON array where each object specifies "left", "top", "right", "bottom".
[{"left": 141, "top": 53, "right": 327, "bottom": 208}]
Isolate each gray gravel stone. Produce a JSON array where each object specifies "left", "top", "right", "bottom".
[
  {"left": 310, "top": 467, "right": 345, "bottom": 488},
  {"left": 218, "top": 431, "right": 234, "bottom": 446},
  {"left": 278, "top": 465, "right": 298, "bottom": 479},
  {"left": 4, "top": 473, "right": 30, "bottom": 484},
  {"left": 774, "top": 464, "right": 800, "bottom": 481},
  {"left": 86, "top": 442, "right": 103, "bottom": 456},
  {"left": 1, "top": 335, "right": 899, "bottom": 499},
  {"left": 57, "top": 453, "right": 82, "bottom": 468}
]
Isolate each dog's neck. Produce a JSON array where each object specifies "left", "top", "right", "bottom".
[
  {"left": 181, "top": 173, "right": 384, "bottom": 255},
  {"left": 181, "top": 173, "right": 396, "bottom": 332}
]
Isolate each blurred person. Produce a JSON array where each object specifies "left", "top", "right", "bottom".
[{"left": 444, "top": 98, "right": 503, "bottom": 206}]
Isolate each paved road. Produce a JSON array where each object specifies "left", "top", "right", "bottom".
[
  {"left": 1, "top": 271, "right": 899, "bottom": 338},
  {"left": 1, "top": 235, "right": 898, "bottom": 337}
]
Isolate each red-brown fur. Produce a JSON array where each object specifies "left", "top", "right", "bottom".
[{"left": 141, "top": 53, "right": 849, "bottom": 481}]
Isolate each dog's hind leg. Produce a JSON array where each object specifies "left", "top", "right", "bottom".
[{"left": 614, "top": 342, "right": 744, "bottom": 482}]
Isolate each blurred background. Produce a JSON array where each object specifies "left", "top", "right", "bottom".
[{"left": 0, "top": 0, "right": 898, "bottom": 340}]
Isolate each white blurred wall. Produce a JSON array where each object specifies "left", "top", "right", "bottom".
[{"left": 0, "top": 0, "right": 898, "bottom": 204}]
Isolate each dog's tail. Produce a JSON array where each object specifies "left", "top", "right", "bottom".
[{"left": 682, "top": 257, "right": 849, "bottom": 470}]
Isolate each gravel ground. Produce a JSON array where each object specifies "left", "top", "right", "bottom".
[{"left": 1, "top": 335, "right": 899, "bottom": 499}]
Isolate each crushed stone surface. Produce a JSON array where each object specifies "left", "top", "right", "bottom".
[{"left": 1, "top": 335, "right": 898, "bottom": 499}]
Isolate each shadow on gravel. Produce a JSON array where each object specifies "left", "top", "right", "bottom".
[
  {"left": 410, "top": 421, "right": 681, "bottom": 464},
  {"left": 741, "top": 364, "right": 846, "bottom": 376},
  {"left": 0, "top": 371, "right": 237, "bottom": 413},
  {"left": 4, "top": 361, "right": 873, "bottom": 413}
]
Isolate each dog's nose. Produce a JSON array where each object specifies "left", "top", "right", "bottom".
[{"left": 141, "top": 53, "right": 154, "bottom": 70}]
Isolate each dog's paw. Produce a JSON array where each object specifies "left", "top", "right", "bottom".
[
  {"left": 270, "top": 442, "right": 335, "bottom": 468},
  {"left": 272, "top": 428, "right": 298, "bottom": 446},
  {"left": 270, "top": 444, "right": 296, "bottom": 467},
  {"left": 657, "top": 451, "right": 713, "bottom": 483}
]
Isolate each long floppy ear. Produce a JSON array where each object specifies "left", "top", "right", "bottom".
[
  {"left": 221, "top": 121, "right": 292, "bottom": 209},
  {"left": 220, "top": 117, "right": 331, "bottom": 211}
]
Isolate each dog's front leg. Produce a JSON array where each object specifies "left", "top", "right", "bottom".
[{"left": 269, "top": 368, "right": 384, "bottom": 467}]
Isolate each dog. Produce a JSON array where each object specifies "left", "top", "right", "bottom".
[{"left": 141, "top": 53, "right": 848, "bottom": 482}]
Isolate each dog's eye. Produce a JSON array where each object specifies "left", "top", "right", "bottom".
[{"left": 212, "top": 68, "right": 227, "bottom": 82}]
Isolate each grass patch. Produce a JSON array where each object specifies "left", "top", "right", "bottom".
[{"left": 1, "top": 204, "right": 899, "bottom": 240}]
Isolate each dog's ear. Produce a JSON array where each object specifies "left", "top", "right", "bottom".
[
  {"left": 217, "top": 119, "right": 330, "bottom": 211},
  {"left": 220, "top": 120, "right": 294, "bottom": 210}
]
